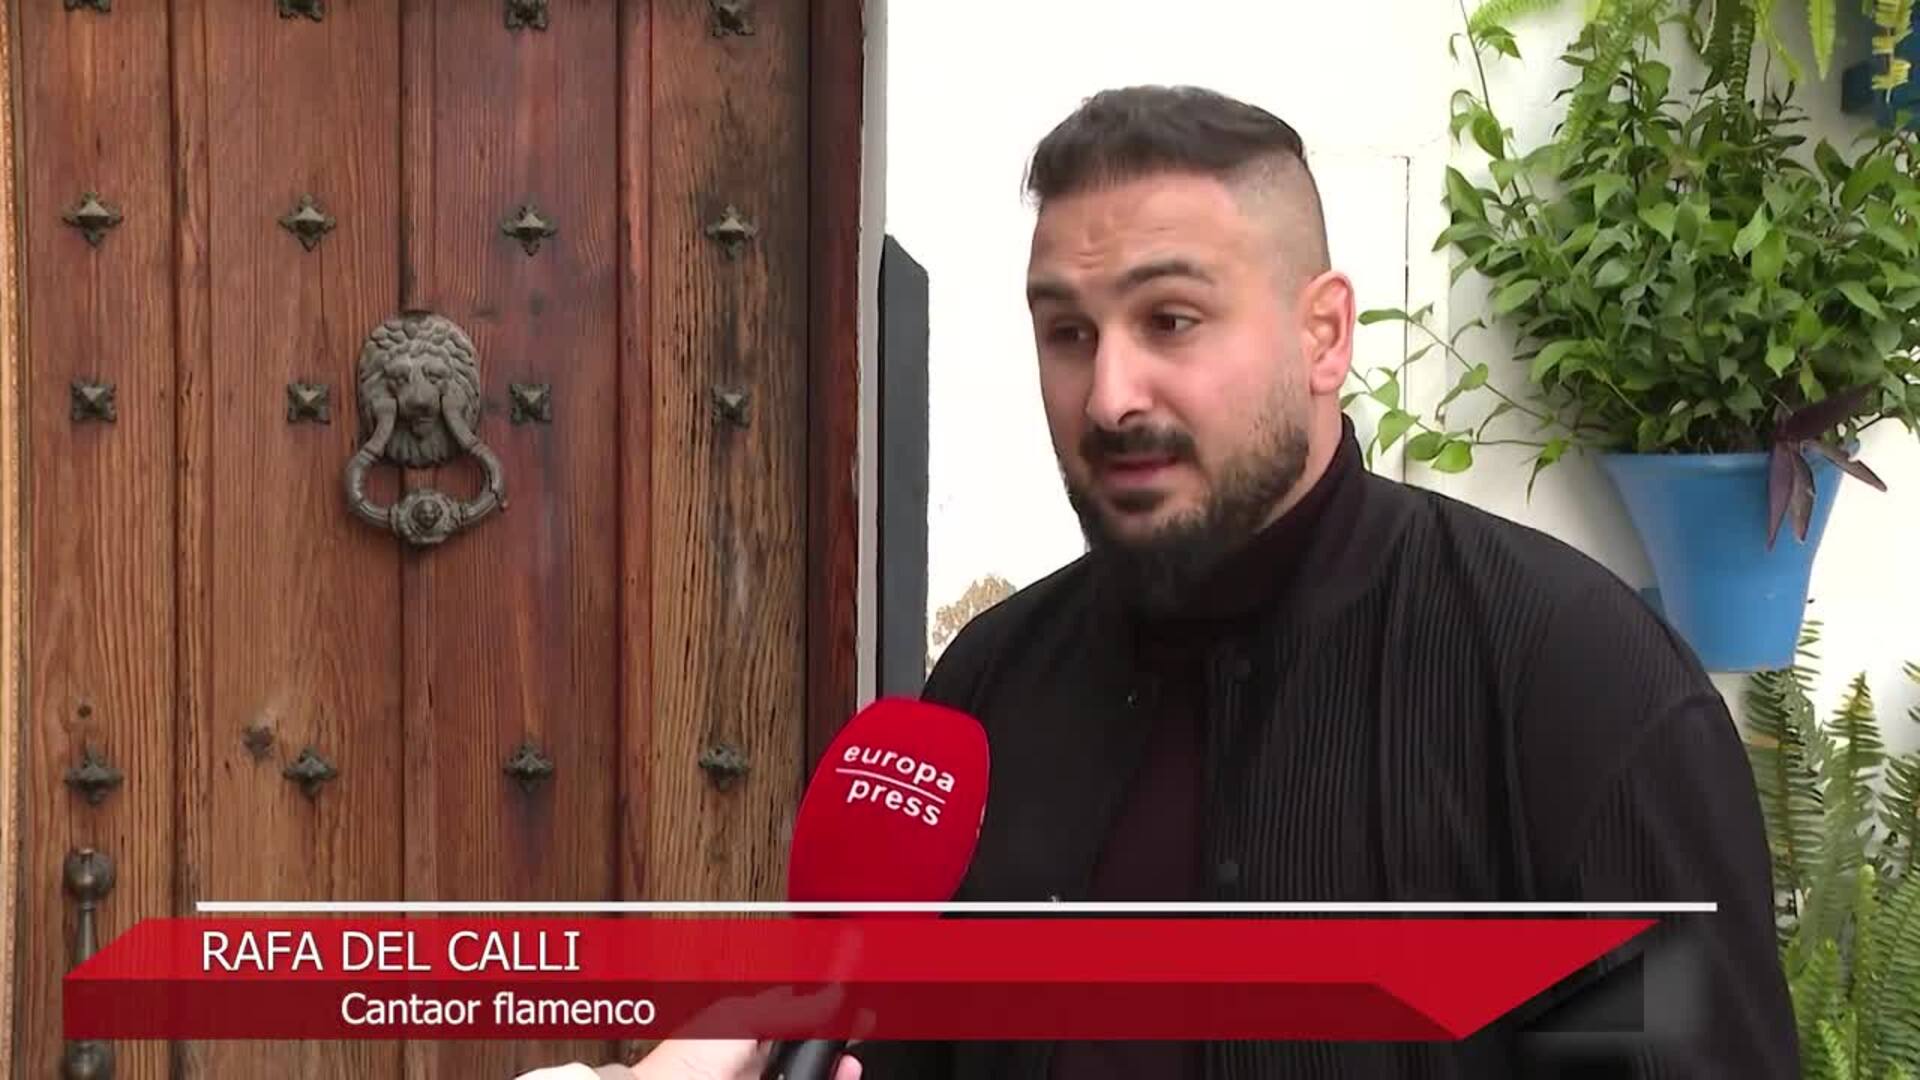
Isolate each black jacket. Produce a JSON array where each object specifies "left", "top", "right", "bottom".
[{"left": 853, "top": 443, "right": 1798, "bottom": 1079}]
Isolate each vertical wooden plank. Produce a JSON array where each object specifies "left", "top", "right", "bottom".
[
  {"left": 405, "top": 1, "right": 622, "bottom": 1075},
  {"left": 175, "top": 0, "right": 405, "bottom": 1077},
  {"left": 168, "top": 0, "right": 211, "bottom": 1068},
  {"left": 16, "top": 2, "right": 175, "bottom": 1077},
  {"left": 618, "top": 0, "right": 655, "bottom": 899},
  {"left": 0, "top": 0, "right": 22, "bottom": 1071},
  {"left": 616, "top": 2, "right": 656, "bottom": 1059},
  {"left": 648, "top": 0, "right": 810, "bottom": 901},
  {"left": 397, "top": 4, "right": 438, "bottom": 1076},
  {"left": 807, "top": 0, "right": 865, "bottom": 767}
]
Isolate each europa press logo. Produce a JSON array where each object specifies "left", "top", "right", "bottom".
[
  {"left": 832, "top": 744, "right": 954, "bottom": 826},
  {"left": 787, "top": 697, "right": 989, "bottom": 904}
]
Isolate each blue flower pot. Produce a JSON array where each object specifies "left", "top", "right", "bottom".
[{"left": 1598, "top": 450, "right": 1845, "bottom": 672}]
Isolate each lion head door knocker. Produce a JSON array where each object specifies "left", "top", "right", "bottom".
[{"left": 341, "top": 312, "right": 506, "bottom": 547}]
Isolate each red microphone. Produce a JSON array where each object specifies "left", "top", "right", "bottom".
[{"left": 761, "top": 697, "right": 989, "bottom": 1080}]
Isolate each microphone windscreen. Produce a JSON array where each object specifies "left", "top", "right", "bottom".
[{"left": 787, "top": 697, "right": 989, "bottom": 904}]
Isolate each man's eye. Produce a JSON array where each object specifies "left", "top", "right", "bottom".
[
  {"left": 1150, "top": 312, "right": 1198, "bottom": 335},
  {"left": 1047, "top": 322, "right": 1093, "bottom": 345}
]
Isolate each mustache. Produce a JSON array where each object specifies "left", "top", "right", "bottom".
[{"left": 1080, "top": 423, "right": 1196, "bottom": 464}]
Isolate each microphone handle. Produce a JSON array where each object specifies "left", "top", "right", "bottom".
[{"left": 761, "top": 1038, "right": 849, "bottom": 1080}]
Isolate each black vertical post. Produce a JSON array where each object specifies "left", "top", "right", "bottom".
[{"left": 877, "top": 236, "right": 931, "bottom": 696}]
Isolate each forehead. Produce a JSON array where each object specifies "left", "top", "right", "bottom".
[{"left": 1026, "top": 173, "right": 1262, "bottom": 287}]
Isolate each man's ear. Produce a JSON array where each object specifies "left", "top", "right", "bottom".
[{"left": 1297, "top": 270, "right": 1356, "bottom": 396}]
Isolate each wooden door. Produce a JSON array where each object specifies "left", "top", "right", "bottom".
[{"left": 7, "top": 0, "right": 861, "bottom": 1076}]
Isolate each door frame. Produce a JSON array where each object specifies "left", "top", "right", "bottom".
[{"left": 0, "top": 0, "right": 869, "bottom": 1070}]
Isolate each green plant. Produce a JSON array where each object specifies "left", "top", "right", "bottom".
[
  {"left": 1354, "top": 1, "right": 1920, "bottom": 542},
  {"left": 1462, "top": 0, "right": 1920, "bottom": 109},
  {"left": 1743, "top": 626, "right": 1920, "bottom": 1077}
]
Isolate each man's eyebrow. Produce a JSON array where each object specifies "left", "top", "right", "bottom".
[
  {"left": 1025, "top": 258, "right": 1217, "bottom": 307},
  {"left": 1119, "top": 257, "right": 1216, "bottom": 290},
  {"left": 1025, "top": 277, "right": 1076, "bottom": 307}
]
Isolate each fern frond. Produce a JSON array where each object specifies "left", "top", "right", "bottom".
[
  {"left": 1818, "top": 1012, "right": 1857, "bottom": 1080},
  {"left": 1860, "top": 857, "right": 1883, "bottom": 951},
  {"left": 1796, "top": 748, "right": 1873, "bottom": 976},
  {"left": 1861, "top": 866, "right": 1920, "bottom": 1074},
  {"left": 1835, "top": 673, "right": 1887, "bottom": 801},
  {"left": 1885, "top": 752, "right": 1920, "bottom": 880},
  {"left": 1882, "top": 664, "right": 1920, "bottom": 879},
  {"left": 1468, "top": 0, "right": 1573, "bottom": 33},
  {"left": 1703, "top": 0, "right": 1751, "bottom": 91},
  {"left": 1805, "top": 688, "right": 1843, "bottom": 787},
  {"left": 1765, "top": 641, "right": 1920, "bottom": 1076},
  {"left": 1704, "top": 0, "right": 1758, "bottom": 141},
  {"left": 1563, "top": 0, "right": 1664, "bottom": 144},
  {"left": 1787, "top": 670, "right": 1888, "bottom": 979},
  {"left": 1855, "top": 863, "right": 1887, "bottom": 1070},
  {"left": 1793, "top": 934, "right": 1847, "bottom": 1066},
  {"left": 1799, "top": 618, "right": 1827, "bottom": 660},
  {"left": 1747, "top": 661, "right": 1824, "bottom": 920}
]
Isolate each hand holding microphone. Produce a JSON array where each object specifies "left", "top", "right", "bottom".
[
  {"left": 516, "top": 697, "right": 988, "bottom": 1080},
  {"left": 516, "top": 977, "right": 866, "bottom": 1080},
  {"left": 759, "top": 696, "right": 989, "bottom": 1080},
  {"left": 632, "top": 1039, "right": 862, "bottom": 1080},
  {"left": 515, "top": 1041, "right": 862, "bottom": 1080}
]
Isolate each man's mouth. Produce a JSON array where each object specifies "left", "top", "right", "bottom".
[{"left": 1098, "top": 454, "right": 1180, "bottom": 485}]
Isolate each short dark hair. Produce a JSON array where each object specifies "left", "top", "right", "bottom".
[{"left": 1024, "top": 86, "right": 1328, "bottom": 272}]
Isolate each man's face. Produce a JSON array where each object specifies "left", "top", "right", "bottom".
[{"left": 1025, "top": 171, "right": 1315, "bottom": 597}]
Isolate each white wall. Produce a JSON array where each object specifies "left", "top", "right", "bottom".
[{"left": 882, "top": 1, "right": 1920, "bottom": 750}]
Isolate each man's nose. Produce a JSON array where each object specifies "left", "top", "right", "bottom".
[{"left": 1084, "top": 335, "right": 1154, "bottom": 431}]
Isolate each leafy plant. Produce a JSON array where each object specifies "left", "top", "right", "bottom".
[
  {"left": 1743, "top": 627, "right": 1920, "bottom": 1078},
  {"left": 1462, "top": 0, "right": 1920, "bottom": 108},
  {"left": 1353, "top": 1, "right": 1920, "bottom": 542}
]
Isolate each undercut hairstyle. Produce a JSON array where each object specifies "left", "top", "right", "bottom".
[{"left": 1024, "top": 85, "right": 1331, "bottom": 280}]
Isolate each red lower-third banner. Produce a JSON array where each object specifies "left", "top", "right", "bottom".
[{"left": 65, "top": 917, "right": 1656, "bottom": 1042}]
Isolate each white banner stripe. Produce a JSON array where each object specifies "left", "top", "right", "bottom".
[{"left": 192, "top": 901, "right": 1718, "bottom": 914}]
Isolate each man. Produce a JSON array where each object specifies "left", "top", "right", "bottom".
[
  {"left": 848, "top": 85, "right": 1798, "bottom": 1078},
  {"left": 537, "top": 84, "right": 1795, "bottom": 1080}
]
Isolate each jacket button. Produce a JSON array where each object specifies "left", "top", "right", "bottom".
[
  {"left": 1124, "top": 688, "right": 1141, "bottom": 708},
  {"left": 1215, "top": 859, "right": 1241, "bottom": 886}
]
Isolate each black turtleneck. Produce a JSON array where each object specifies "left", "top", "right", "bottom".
[{"left": 1047, "top": 424, "right": 1358, "bottom": 1080}]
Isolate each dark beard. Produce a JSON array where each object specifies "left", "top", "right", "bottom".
[{"left": 1068, "top": 416, "right": 1308, "bottom": 618}]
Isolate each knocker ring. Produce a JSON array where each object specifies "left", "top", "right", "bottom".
[{"left": 341, "top": 311, "right": 507, "bottom": 547}]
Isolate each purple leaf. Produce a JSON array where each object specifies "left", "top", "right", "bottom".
[
  {"left": 1774, "top": 384, "right": 1873, "bottom": 442},
  {"left": 1804, "top": 440, "right": 1890, "bottom": 492},
  {"left": 1787, "top": 451, "right": 1816, "bottom": 544},
  {"left": 1767, "top": 443, "right": 1795, "bottom": 549}
]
